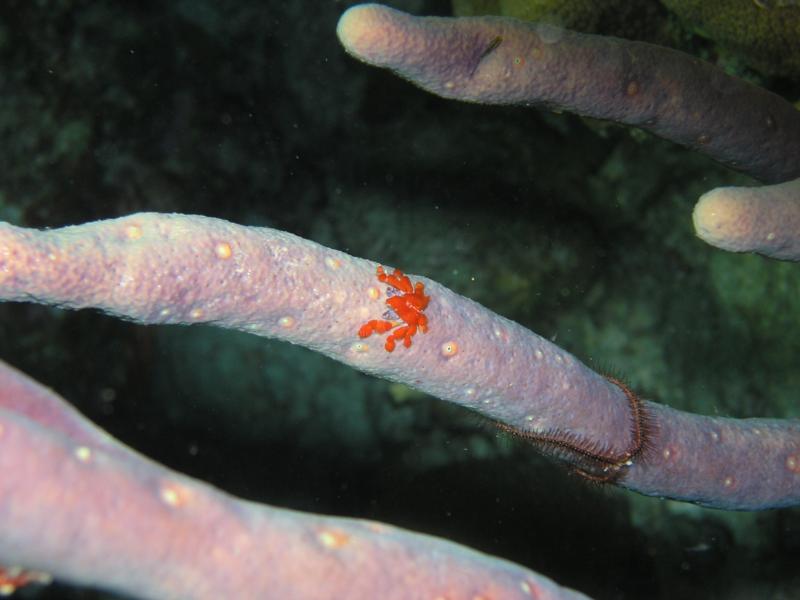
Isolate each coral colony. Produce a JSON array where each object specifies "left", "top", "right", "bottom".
[{"left": 0, "top": 3, "right": 798, "bottom": 599}]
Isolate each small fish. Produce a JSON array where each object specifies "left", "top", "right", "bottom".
[
  {"left": 470, "top": 35, "right": 503, "bottom": 77},
  {"left": 479, "top": 36, "right": 503, "bottom": 61}
]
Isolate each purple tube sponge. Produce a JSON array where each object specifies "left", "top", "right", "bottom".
[
  {"left": 1, "top": 212, "right": 798, "bottom": 510},
  {"left": 337, "top": 4, "right": 800, "bottom": 183},
  {"left": 693, "top": 177, "right": 800, "bottom": 261},
  {"left": 0, "top": 359, "right": 591, "bottom": 599}
]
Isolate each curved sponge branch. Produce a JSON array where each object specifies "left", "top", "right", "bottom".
[
  {"left": 1, "top": 212, "right": 799, "bottom": 510},
  {"left": 693, "top": 177, "right": 800, "bottom": 261},
  {"left": 0, "top": 359, "right": 591, "bottom": 600},
  {"left": 337, "top": 4, "right": 800, "bottom": 183}
]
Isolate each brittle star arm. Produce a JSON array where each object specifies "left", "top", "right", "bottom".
[
  {"left": 0, "top": 212, "right": 798, "bottom": 510},
  {"left": 0, "top": 359, "right": 589, "bottom": 600}
]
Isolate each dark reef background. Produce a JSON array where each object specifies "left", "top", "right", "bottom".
[{"left": 1, "top": 1, "right": 799, "bottom": 598}]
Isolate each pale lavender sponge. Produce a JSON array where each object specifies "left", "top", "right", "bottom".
[
  {"left": 337, "top": 4, "right": 800, "bottom": 183},
  {"left": 693, "top": 177, "right": 800, "bottom": 261},
  {"left": 0, "top": 213, "right": 635, "bottom": 463},
  {"left": 0, "top": 359, "right": 590, "bottom": 599},
  {"left": 1, "top": 212, "right": 799, "bottom": 510}
]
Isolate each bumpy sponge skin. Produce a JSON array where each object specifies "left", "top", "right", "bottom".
[{"left": 338, "top": 4, "right": 800, "bottom": 183}]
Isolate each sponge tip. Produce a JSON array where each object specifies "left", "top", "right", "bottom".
[
  {"left": 692, "top": 188, "right": 745, "bottom": 249},
  {"left": 336, "top": 3, "right": 402, "bottom": 66}
]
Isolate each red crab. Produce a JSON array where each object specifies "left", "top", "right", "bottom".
[
  {"left": 0, "top": 566, "right": 50, "bottom": 594},
  {"left": 358, "top": 265, "right": 430, "bottom": 352}
]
